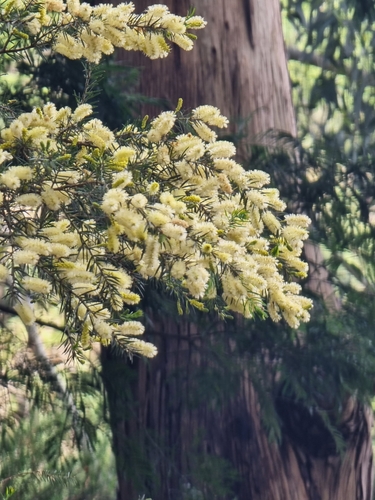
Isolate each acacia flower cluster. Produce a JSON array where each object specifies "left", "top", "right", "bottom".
[
  {"left": 0, "top": 0, "right": 206, "bottom": 63},
  {"left": 0, "top": 97, "right": 312, "bottom": 358},
  {"left": 0, "top": 2, "right": 312, "bottom": 360}
]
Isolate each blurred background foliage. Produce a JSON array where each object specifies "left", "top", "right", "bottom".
[
  {"left": 0, "top": 312, "right": 117, "bottom": 499},
  {"left": 279, "top": 0, "right": 375, "bottom": 314},
  {"left": 2, "top": 0, "right": 375, "bottom": 498}
]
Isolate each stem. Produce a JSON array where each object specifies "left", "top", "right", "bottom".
[{"left": 2, "top": 277, "right": 91, "bottom": 449}]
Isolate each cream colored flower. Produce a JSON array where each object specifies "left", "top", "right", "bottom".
[
  {"left": 116, "top": 321, "right": 145, "bottom": 336},
  {"left": 173, "top": 134, "right": 205, "bottom": 160},
  {"left": 112, "top": 146, "right": 136, "bottom": 165},
  {"left": 147, "top": 111, "right": 176, "bottom": 142},
  {"left": 185, "top": 265, "right": 210, "bottom": 298},
  {"left": 126, "top": 339, "right": 158, "bottom": 358},
  {"left": 72, "top": 103, "right": 93, "bottom": 122},
  {"left": 14, "top": 303, "right": 35, "bottom": 325},
  {"left": 94, "top": 319, "right": 113, "bottom": 340},
  {"left": 22, "top": 276, "right": 52, "bottom": 294},
  {"left": 192, "top": 122, "right": 217, "bottom": 143},
  {"left": 0, "top": 166, "right": 33, "bottom": 189},
  {"left": 0, "top": 264, "right": 9, "bottom": 282},
  {"left": 192, "top": 105, "right": 229, "bottom": 128},
  {"left": 206, "top": 141, "right": 236, "bottom": 158},
  {"left": 15, "top": 193, "right": 42, "bottom": 207},
  {"left": 13, "top": 250, "right": 40, "bottom": 266}
]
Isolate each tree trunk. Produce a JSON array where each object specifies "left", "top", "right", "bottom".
[
  {"left": 119, "top": 0, "right": 296, "bottom": 138},
  {"left": 102, "top": 1, "right": 374, "bottom": 499},
  {"left": 102, "top": 312, "right": 374, "bottom": 500}
]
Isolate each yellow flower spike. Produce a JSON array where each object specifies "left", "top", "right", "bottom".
[
  {"left": 148, "top": 182, "right": 160, "bottom": 195},
  {"left": 112, "top": 178, "right": 126, "bottom": 188},
  {"left": 109, "top": 220, "right": 123, "bottom": 235},
  {"left": 295, "top": 271, "right": 308, "bottom": 279},
  {"left": 141, "top": 115, "right": 149, "bottom": 129},
  {"left": 175, "top": 98, "right": 183, "bottom": 113},
  {"left": 81, "top": 322, "right": 91, "bottom": 350},
  {"left": 56, "top": 154, "right": 72, "bottom": 161},
  {"left": 120, "top": 292, "right": 141, "bottom": 305},
  {"left": 189, "top": 299, "right": 209, "bottom": 312},
  {"left": 12, "top": 28, "right": 29, "bottom": 39},
  {"left": 177, "top": 300, "right": 184, "bottom": 315},
  {"left": 14, "top": 303, "right": 35, "bottom": 326},
  {"left": 55, "top": 261, "right": 76, "bottom": 269},
  {"left": 185, "top": 16, "right": 206, "bottom": 29},
  {"left": 39, "top": 7, "right": 47, "bottom": 23},
  {"left": 82, "top": 155, "right": 97, "bottom": 165},
  {"left": 109, "top": 164, "right": 128, "bottom": 172},
  {"left": 112, "top": 147, "right": 135, "bottom": 166},
  {"left": 5, "top": 0, "right": 15, "bottom": 14},
  {"left": 202, "top": 243, "right": 213, "bottom": 254},
  {"left": 107, "top": 226, "right": 120, "bottom": 253},
  {"left": 183, "top": 195, "right": 201, "bottom": 203}
]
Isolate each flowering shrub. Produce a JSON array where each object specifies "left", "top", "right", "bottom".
[
  {"left": 0, "top": 1, "right": 312, "bottom": 359},
  {"left": 0, "top": 0, "right": 205, "bottom": 62}
]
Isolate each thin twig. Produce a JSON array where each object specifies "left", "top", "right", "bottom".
[{"left": 0, "top": 301, "right": 63, "bottom": 331}]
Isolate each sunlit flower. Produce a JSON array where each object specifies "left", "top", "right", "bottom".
[
  {"left": 126, "top": 338, "right": 158, "bottom": 358},
  {"left": 14, "top": 302, "right": 35, "bottom": 325},
  {"left": 22, "top": 276, "right": 52, "bottom": 294}
]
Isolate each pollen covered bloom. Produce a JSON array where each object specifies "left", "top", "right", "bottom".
[
  {"left": 147, "top": 111, "right": 176, "bottom": 142},
  {"left": 17, "top": 238, "right": 51, "bottom": 256},
  {"left": 13, "top": 250, "right": 40, "bottom": 266},
  {"left": 206, "top": 141, "right": 236, "bottom": 159},
  {"left": 14, "top": 303, "right": 35, "bottom": 326},
  {"left": 192, "top": 105, "right": 229, "bottom": 128},
  {"left": 22, "top": 276, "right": 52, "bottom": 294},
  {"left": 284, "top": 214, "right": 312, "bottom": 228},
  {"left": 41, "top": 185, "right": 71, "bottom": 210},
  {"left": 0, "top": 151, "right": 12, "bottom": 165},
  {"left": 15, "top": 193, "right": 43, "bottom": 207},
  {"left": 72, "top": 103, "right": 93, "bottom": 122},
  {"left": 112, "top": 146, "right": 136, "bottom": 166},
  {"left": 126, "top": 339, "right": 158, "bottom": 358},
  {"left": 185, "top": 265, "right": 210, "bottom": 298},
  {"left": 93, "top": 319, "right": 113, "bottom": 340},
  {"left": 0, "top": 166, "right": 33, "bottom": 190},
  {"left": 172, "top": 134, "right": 205, "bottom": 160},
  {"left": 116, "top": 321, "right": 145, "bottom": 336},
  {"left": 42, "top": 0, "right": 207, "bottom": 64},
  {"left": 191, "top": 122, "right": 217, "bottom": 143}
]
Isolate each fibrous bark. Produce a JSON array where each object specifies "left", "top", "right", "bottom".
[{"left": 119, "top": 0, "right": 296, "bottom": 138}]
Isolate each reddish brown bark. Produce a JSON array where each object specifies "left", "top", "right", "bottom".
[
  {"left": 102, "top": 315, "right": 373, "bottom": 500},
  {"left": 118, "top": 0, "right": 296, "bottom": 138}
]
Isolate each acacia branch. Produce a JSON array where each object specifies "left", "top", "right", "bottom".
[
  {"left": 0, "top": 301, "right": 63, "bottom": 331},
  {"left": 26, "top": 319, "right": 90, "bottom": 443},
  {"left": 0, "top": 293, "right": 91, "bottom": 449}
]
